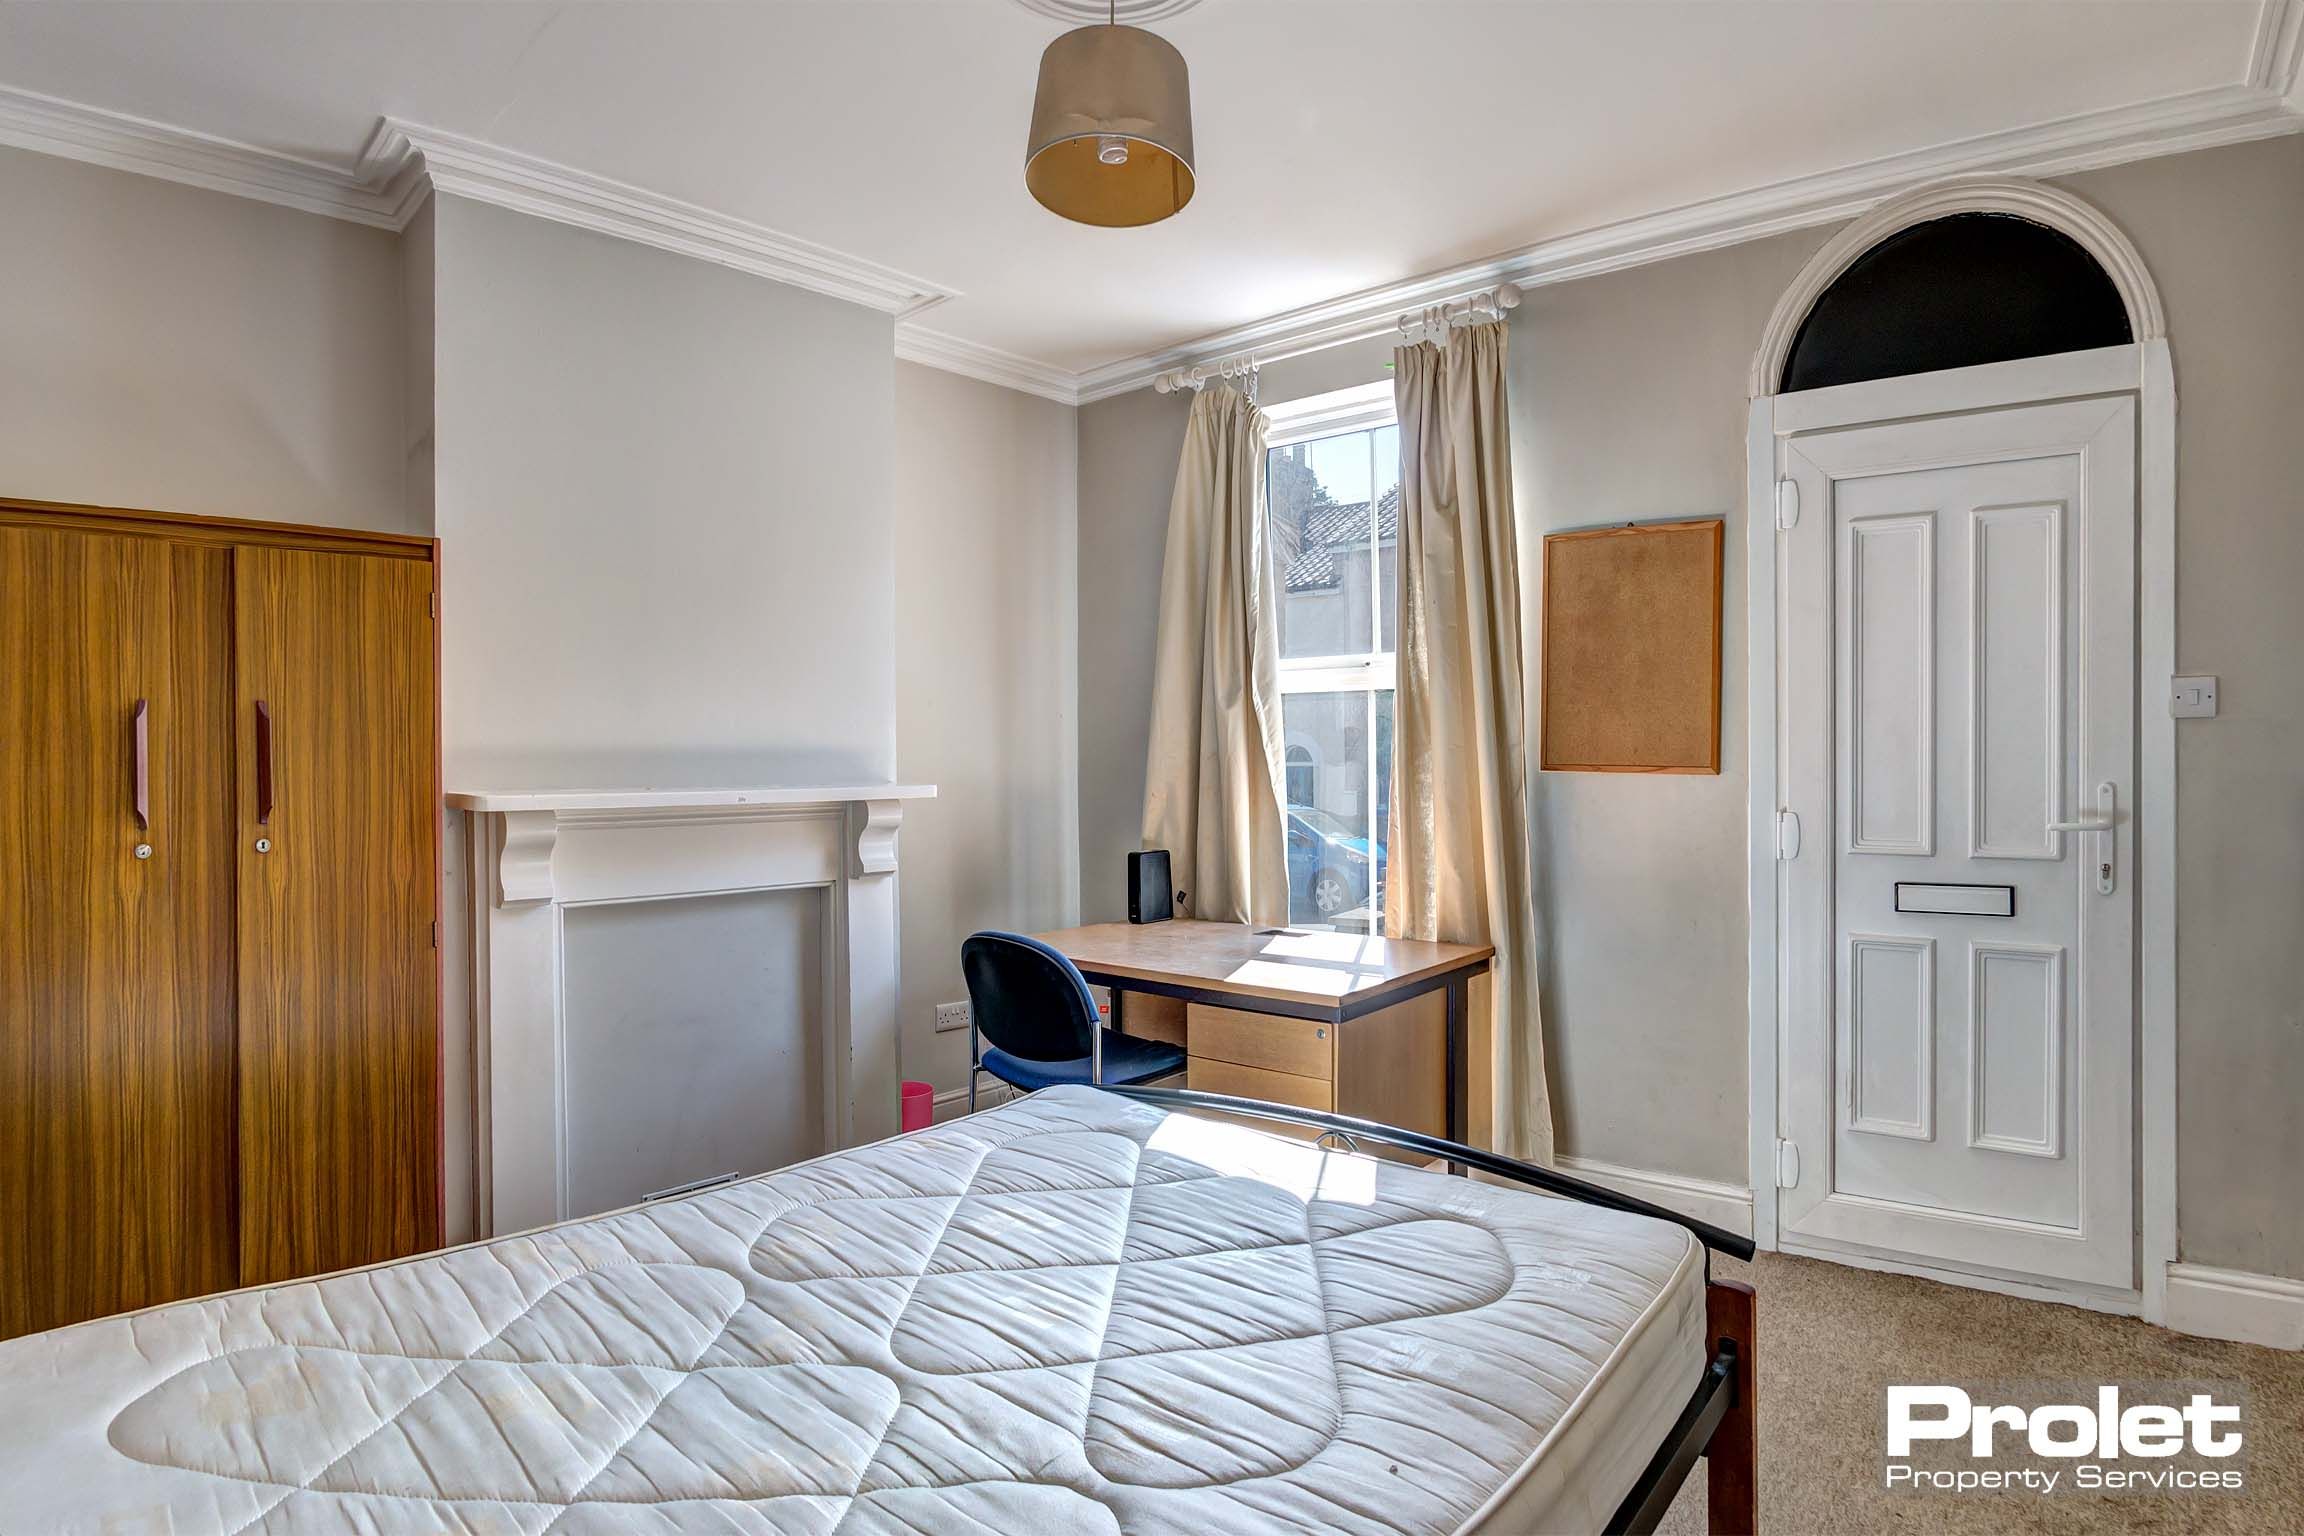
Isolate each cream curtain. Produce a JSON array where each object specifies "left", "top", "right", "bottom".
[
  {"left": 1141, "top": 383, "right": 1290, "bottom": 925},
  {"left": 1386, "top": 324, "right": 1554, "bottom": 1163}
]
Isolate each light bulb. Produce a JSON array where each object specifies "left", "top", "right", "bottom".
[{"left": 1097, "top": 135, "right": 1130, "bottom": 166}]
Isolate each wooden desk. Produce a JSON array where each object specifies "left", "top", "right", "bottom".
[{"left": 1032, "top": 921, "right": 1494, "bottom": 1145}]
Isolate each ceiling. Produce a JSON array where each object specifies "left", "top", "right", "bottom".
[{"left": 0, "top": 1, "right": 2288, "bottom": 389}]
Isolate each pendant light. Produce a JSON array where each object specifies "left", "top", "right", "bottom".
[{"left": 1024, "top": 0, "right": 1195, "bottom": 227}]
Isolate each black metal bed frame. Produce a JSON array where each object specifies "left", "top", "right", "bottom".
[{"left": 1098, "top": 1085, "right": 1756, "bottom": 1536}]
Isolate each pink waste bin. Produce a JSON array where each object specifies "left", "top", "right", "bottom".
[{"left": 900, "top": 1080, "right": 934, "bottom": 1133}]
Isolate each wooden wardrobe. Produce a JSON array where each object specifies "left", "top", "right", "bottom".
[{"left": 1, "top": 499, "right": 440, "bottom": 1340}]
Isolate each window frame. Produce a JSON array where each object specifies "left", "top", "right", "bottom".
[
  {"left": 1261, "top": 380, "right": 1399, "bottom": 926},
  {"left": 1263, "top": 380, "right": 1399, "bottom": 697}
]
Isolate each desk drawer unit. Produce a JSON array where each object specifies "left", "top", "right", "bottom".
[
  {"left": 1185, "top": 1055, "right": 1334, "bottom": 1113},
  {"left": 1186, "top": 1004, "right": 1334, "bottom": 1080}
]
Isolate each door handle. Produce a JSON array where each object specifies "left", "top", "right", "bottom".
[
  {"left": 2050, "top": 781, "right": 2117, "bottom": 895},
  {"left": 132, "top": 699, "right": 149, "bottom": 832},
  {"left": 255, "top": 700, "right": 274, "bottom": 825}
]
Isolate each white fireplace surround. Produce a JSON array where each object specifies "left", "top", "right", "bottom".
[{"left": 447, "top": 784, "right": 935, "bottom": 1236}]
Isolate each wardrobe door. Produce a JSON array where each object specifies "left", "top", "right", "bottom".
[
  {"left": 0, "top": 527, "right": 238, "bottom": 1338},
  {"left": 234, "top": 546, "right": 439, "bottom": 1285}
]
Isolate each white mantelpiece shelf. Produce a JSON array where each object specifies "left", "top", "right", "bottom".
[
  {"left": 445, "top": 784, "right": 935, "bottom": 812},
  {"left": 447, "top": 786, "right": 937, "bottom": 898}
]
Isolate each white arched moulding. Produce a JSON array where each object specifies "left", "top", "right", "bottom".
[{"left": 1747, "top": 176, "right": 2168, "bottom": 399}]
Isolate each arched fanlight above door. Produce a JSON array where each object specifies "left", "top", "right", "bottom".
[{"left": 1749, "top": 178, "right": 2166, "bottom": 398}]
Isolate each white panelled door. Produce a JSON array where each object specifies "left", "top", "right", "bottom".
[{"left": 1779, "top": 395, "right": 2135, "bottom": 1289}]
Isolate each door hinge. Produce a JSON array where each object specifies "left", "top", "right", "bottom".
[
  {"left": 430, "top": 920, "right": 439, "bottom": 949},
  {"left": 1775, "top": 809, "right": 1802, "bottom": 860},
  {"left": 428, "top": 591, "right": 437, "bottom": 619},
  {"left": 1776, "top": 1138, "right": 1801, "bottom": 1189},
  {"left": 1774, "top": 477, "right": 1800, "bottom": 530}
]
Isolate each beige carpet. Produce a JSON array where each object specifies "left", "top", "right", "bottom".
[{"left": 1651, "top": 1252, "right": 2302, "bottom": 1534}]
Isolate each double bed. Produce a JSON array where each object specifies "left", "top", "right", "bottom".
[{"left": 0, "top": 1084, "right": 1754, "bottom": 1534}]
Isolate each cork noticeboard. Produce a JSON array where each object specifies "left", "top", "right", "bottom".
[{"left": 1540, "top": 518, "right": 1723, "bottom": 774}]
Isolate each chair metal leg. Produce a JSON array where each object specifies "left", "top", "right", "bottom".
[{"left": 967, "top": 1068, "right": 978, "bottom": 1115}]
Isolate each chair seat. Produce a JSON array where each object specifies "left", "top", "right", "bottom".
[{"left": 981, "top": 1030, "right": 1185, "bottom": 1091}]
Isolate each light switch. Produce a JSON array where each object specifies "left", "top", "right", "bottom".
[{"left": 2171, "top": 675, "right": 2218, "bottom": 719}]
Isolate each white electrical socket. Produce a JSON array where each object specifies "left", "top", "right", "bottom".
[{"left": 933, "top": 1001, "right": 972, "bottom": 1033}]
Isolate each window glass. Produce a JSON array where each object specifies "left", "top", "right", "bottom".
[
  {"left": 1278, "top": 690, "right": 1378, "bottom": 925},
  {"left": 1272, "top": 428, "right": 1379, "bottom": 660}
]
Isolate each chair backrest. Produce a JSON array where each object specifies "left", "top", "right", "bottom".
[{"left": 960, "top": 931, "right": 1100, "bottom": 1064}]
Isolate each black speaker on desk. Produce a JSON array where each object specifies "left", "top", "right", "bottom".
[{"left": 1128, "top": 850, "right": 1173, "bottom": 924}]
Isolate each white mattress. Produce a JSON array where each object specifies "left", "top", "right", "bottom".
[{"left": 0, "top": 1085, "right": 1704, "bottom": 1535}]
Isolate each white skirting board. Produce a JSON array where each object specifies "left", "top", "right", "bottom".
[
  {"left": 2164, "top": 1263, "right": 2304, "bottom": 1350},
  {"left": 1554, "top": 1155, "right": 1756, "bottom": 1241},
  {"left": 933, "top": 1081, "right": 1019, "bottom": 1122}
]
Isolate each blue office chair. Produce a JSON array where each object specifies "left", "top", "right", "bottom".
[{"left": 961, "top": 931, "right": 1186, "bottom": 1111}]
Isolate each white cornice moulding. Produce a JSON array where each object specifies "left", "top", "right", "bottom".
[
  {"left": 893, "top": 325, "right": 1085, "bottom": 406},
  {"left": 0, "top": 86, "right": 954, "bottom": 318},
  {"left": 365, "top": 120, "right": 955, "bottom": 318},
  {"left": 2249, "top": 0, "right": 2304, "bottom": 97},
  {"left": 0, "top": 83, "right": 416, "bottom": 227},
  {"left": 1069, "top": 78, "right": 2304, "bottom": 402}
]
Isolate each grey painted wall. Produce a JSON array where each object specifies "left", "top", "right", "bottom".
[
  {"left": 1076, "top": 385, "right": 1193, "bottom": 922},
  {"left": 893, "top": 361, "right": 1082, "bottom": 1096},
  {"left": 401, "top": 197, "right": 436, "bottom": 537},
  {"left": 2070, "top": 136, "right": 2304, "bottom": 1280},
  {"left": 1074, "top": 135, "right": 2304, "bottom": 1280},
  {"left": 1256, "top": 333, "right": 1397, "bottom": 407},
  {"left": 0, "top": 145, "right": 411, "bottom": 533},
  {"left": 1508, "top": 228, "right": 1826, "bottom": 1185},
  {"left": 430, "top": 194, "right": 897, "bottom": 791}
]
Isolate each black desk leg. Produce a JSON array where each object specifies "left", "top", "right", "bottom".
[
  {"left": 1109, "top": 987, "right": 1126, "bottom": 1035},
  {"left": 1445, "top": 974, "right": 1469, "bottom": 1173}
]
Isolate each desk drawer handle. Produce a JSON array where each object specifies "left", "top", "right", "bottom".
[{"left": 1315, "top": 1027, "right": 1327, "bottom": 1040}]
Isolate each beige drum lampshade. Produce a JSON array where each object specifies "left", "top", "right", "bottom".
[{"left": 1025, "top": 23, "right": 1195, "bottom": 227}]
